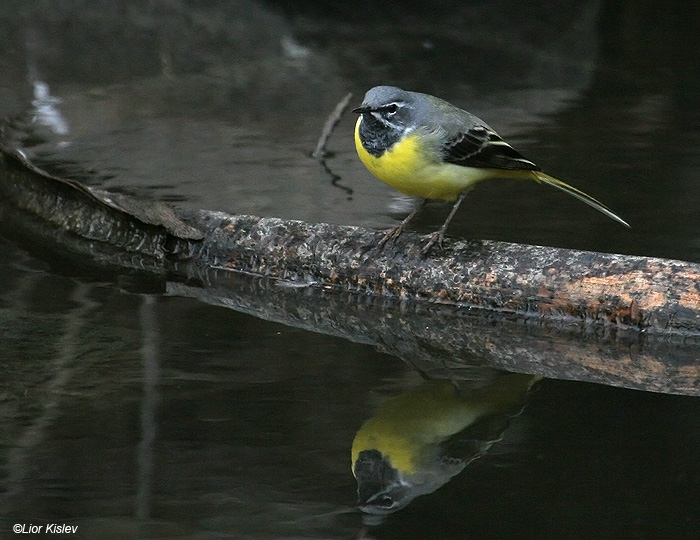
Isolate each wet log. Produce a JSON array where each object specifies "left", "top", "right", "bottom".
[
  {"left": 1, "top": 140, "right": 699, "bottom": 338},
  {"left": 2, "top": 139, "right": 700, "bottom": 395}
]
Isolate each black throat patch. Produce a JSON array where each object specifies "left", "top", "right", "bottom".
[{"left": 358, "top": 115, "right": 402, "bottom": 158}]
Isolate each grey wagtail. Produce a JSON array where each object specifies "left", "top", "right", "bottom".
[
  {"left": 352, "top": 374, "right": 539, "bottom": 518},
  {"left": 353, "top": 86, "right": 629, "bottom": 254}
]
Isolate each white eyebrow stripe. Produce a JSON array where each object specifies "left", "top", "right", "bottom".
[{"left": 369, "top": 111, "right": 406, "bottom": 132}]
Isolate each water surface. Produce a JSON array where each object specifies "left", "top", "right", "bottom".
[{"left": 1, "top": 1, "right": 699, "bottom": 538}]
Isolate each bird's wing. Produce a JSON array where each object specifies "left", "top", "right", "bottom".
[{"left": 441, "top": 124, "right": 539, "bottom": 171}]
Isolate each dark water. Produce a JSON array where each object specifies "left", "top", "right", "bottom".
[{"left": 1, "top": 1, "right": 700, "bottom": 538}]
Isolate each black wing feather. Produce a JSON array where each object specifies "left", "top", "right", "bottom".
[{"left": 441, "top": 125, "right": 539, "bottom": 171}]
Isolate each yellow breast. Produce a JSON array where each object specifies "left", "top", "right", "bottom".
[
  {"left": 354, "top": 117, "right": 492, "bottom": 201},
  {"left": 351, "top": 380, "right": 486, "bottom": 476}
]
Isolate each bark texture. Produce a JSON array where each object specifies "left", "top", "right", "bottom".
[{"left": 2, "top": 141, "right": 699, "bottom": 395}]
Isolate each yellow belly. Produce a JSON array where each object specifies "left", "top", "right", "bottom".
[
  {"left": 351, "top": 380, "right": 485, "bottom": 476},
  {"left": 354, "top": 117, "right": 494, "bottom": 201}
]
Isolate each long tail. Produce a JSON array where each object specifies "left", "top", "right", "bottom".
[{"left": 532, "top": 171, "right": 630, "bottom": 228}]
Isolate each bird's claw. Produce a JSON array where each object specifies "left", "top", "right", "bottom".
[
  {"left": 420, "top": 231, "right": 444, "bottom": 256},
  {"left": 377, "top": 224, "right": 404, "bottom": 249}
]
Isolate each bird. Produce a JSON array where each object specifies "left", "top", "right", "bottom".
[
  {"left": 351, "top": 373, "right": 540, "bottom": 520},
  {"left": 353, "top": 85, "right": 629, "bottom": 255}
]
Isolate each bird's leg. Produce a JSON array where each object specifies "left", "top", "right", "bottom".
[
  {"left": 421, "top": 191, "right": 467, "bottom": 256},
  {"left": 377, "top": 198, "right": 427, "bottom": 249}
]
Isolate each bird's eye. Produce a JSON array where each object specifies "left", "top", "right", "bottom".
[
  {"left": 384, "top": 104, "right": 399, "bottom": 115},
  {"left": 373, "top": 495, "right": 394, "bottom": 508}
]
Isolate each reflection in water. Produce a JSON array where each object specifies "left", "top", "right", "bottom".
[
  {"left": 1, "top": 1, "right": 700, "bottom": 538},
  {"left": 30, "top": 81, "right": 69, "bottom": 138},
  {"left": 351, "top": 373, "right": 538, "bottom": 523},
  {"left": 1, "top": 282, "right": 100, "bottom": 508},
  {"left": 135, "top": 295, "right": 160, "bottom": 522}
]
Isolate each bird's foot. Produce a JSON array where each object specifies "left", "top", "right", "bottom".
[
  {"left": 420, "top": 230, "right": 444, "bottom": 256},
  {"left": 377, "top": 223, "right": 405, "bottom": 249}
]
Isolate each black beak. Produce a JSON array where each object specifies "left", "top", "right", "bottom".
[{"left": 352, "top": 105, "right": 372, "bottom": 114}]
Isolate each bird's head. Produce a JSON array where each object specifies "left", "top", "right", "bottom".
[{"left": 353, "top": 86, "right": 419, "bottom": 132}]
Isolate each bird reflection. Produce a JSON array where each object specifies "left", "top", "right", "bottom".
[{"left": 351, "top": 372, "right": 539, "bottom": 522}]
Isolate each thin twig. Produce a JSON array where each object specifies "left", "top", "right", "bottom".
[
  {"left": 313, "top": 92, "right": 354, "bottom": 198},
  {"left": 312, "top": 92, "right": 353, "bottom": 160}
]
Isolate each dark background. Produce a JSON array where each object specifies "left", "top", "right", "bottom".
[{"left": 1, "top": 1, "right": 699, "bottom": 538}]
